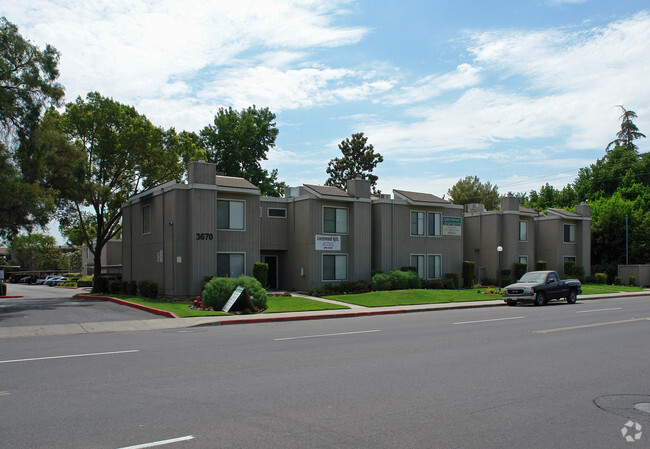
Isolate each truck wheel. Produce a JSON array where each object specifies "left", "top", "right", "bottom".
[
  {"left": 566, "top": 289, "right": 577, "bottom": 304},
  {"left": 534, "top": 292, "right": 546, "bottom": 306},
  {"left": 506, "top": 300, "right": 517, "bottom": 307}
]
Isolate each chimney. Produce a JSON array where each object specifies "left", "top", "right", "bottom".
[
  {"left": 346, "top": 177, "right": 371, "bottom": 198},
  {"left": 500, "top": 195, "right": 519, "bottom": 211},
  {"left": 187, "top": 160, "right": 217, "bottom": 185},
  {"left": 574, "top": 202, "right": 591, "bottom": 217}
]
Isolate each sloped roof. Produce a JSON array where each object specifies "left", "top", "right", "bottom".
[
  {"left": 547, "top": 207, "right": 580, "bottom": 218},
  {"left": 303, "top": 184, "right": 352, "bottom": 198},
  {"left": 519, "top": 206, "right": 539, "bottom": 215},
  {"left": 393, "top": 189, "right": 448, "bottom": 204},
  {"left": 215, "top": 175, "right": 258, "bottom": 190}
]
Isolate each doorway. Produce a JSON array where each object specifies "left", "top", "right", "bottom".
[{"left": 264, "top": 255, "right": 278, "bottom": 290}]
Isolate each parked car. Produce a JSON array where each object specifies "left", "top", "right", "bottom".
[
  {"left": 36, "top": 276, "right": 59, "bottom": 285},
  {"left": 45, "top": 276, "right": 68, "bottom": 286},
  {"left": 20, "top": 276, "right": 37, "bottom": 284},
  {"left": 502, "top": 270, "right": 582, "bottom": 306}
]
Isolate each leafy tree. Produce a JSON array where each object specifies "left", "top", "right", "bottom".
[
  {"left": 8, "top": 233, "right": 56, "bottom": 271},
  {"left": 57, "top": 92, "right": 189, "bottom": 292},
  {"left": 447, "top": 176, "right": 499, "bottom": 210},
  {"left": 523, "top": 183, "right": 576, "bottom": 211},
  {"left": 606, "top": 106, "right": 646, "bottom": 153},
  {"left": 0, "top": 17, "right": 65, "bottom": 238},
  {"left": 325, "top": 132, "right": 383, "bottom": 194},
  {"left": 200, "top": 106, "right": 286, "bottom": 196}
]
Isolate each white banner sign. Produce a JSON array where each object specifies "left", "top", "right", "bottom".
[
  {"left": 315, "top": 234, "right": 341, "bottom": 251},
  {"left": 442, "top": 216, "right": 462, "bottom": 236}
]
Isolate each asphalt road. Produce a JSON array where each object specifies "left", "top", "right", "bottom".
[
  {"left": 1, "top": 295, "right": 649, "bottom": 448},
  {"left": 0, "top": 283, "right": 164, "bottom": 326}
]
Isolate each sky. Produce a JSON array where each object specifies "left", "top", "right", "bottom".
[{"left": 3, "top": 0, "right": 650, "bottom": 212}]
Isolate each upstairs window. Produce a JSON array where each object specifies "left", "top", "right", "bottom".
[
  {"left": 519, "top": 221, "right": 528, "bottom": 241},
  {"left": 410, "top": 211, "right": 424, "bottom": 236},
  {"left": 217, "top": 200, "right": 245, "bottom": 230},
  {"left": 564, "top": 224, "right": 575, "bottom": 243},
  {"left": 323, "top": 207, "right": 348, "bottom": 234},
  {"left": 428, "top": 212, "right": 441, "bottom": 236},
  {"left": 267, "top": 208, "right": 287, "bottom": 218}
]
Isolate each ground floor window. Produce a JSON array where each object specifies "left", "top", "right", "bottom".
[
  {"left": 323, "top": 254, "right": 347, "bottom": 281},
  {"left": 410, "top": 254, "right": 425, "bottom": 279},
  {"left": 518, "top": 256, "right": 528, "bottom": 267},
  {"left": 217, "top": 253, "right": 245, "bottom": 278},
  {"left": 427, "top": 254, "right": 442, "bottom": 279}
]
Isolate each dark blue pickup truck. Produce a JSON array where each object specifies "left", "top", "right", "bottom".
[{"left": 502, "top": 270, "right": 582, "bottom": 306}]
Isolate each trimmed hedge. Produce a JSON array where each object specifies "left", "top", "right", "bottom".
[
  {"left": 535, "top": 260, "right": 547, "bottom": 270},
  {"left": 445, "top": 273, "right": 459, "bottom": 289},
  {"left": 594, "top": 273, "right": 608, "bottom": 284},
  {"left": 202, "top": 275, "right": 267, "bottom": 310},
  {"left": 462, "top": 261, "right": 475, "bottom": 288},
  {"left": 629, "top": 276, "right": 637, "bottom": 286},
  {"left": 514, "top": 263, "right": 527, "bottom": 281},
  {"left": 77, "top": 275, "right": 93, "bottom": 287},
  {"left": 1, "top": 282, "right": 6, "bottom": 296},
  {"left": 108, "top": 279, "right": 122, "bottom": 294},
  {"left": 138, "top": 280, "right": 158, "bottom": 299},
  {"left": 253, "top": 262, "right": 268, "bottom": 288}
]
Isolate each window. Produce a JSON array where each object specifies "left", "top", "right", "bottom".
[
  {"left": 323, "top": 207, "right": 348, "bottom": 234},
  {"left": 410, "top": 211, "right": 424, "bottom": 236},
  {"left": 142, "top": 204, "right": 151, "bottom": 234},
  {"left": 427, "top": 255, "right": 442, "bottom": 279},
  {"left": 267, "top": 208, "right": 287, "bottom": 218},
  {"left": 547, "top": 272, "right": 559, "bottom": 283},
  {"left": 217, "top": 200, "right": 245, "bottom": 230},
  {"left": 564, "top": 224, "right": 575, "bottom": 243},
  {"left": 563, "top": 256, "right": 576, "bottom": 264},
  {"left": 518, "top": 256, "right": 528, "bottom": 268},
  {"left": 323, "top": 254, "right": 347, "bottom": 281},
  {"left": 519, "top": 221, "right": 528, "bottom": 241},
  {"left": 410, "top": 254, "right": 425, "bottom": 279},
  {"left": 217, "top": 253, "right": 245, "bottom": 278},
  {"left": 428, "top": 212, "right": 441, "bottom": 236}
]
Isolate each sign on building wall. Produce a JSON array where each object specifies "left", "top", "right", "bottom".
[
  {"left": 315, "top": 235, "right": 341, "bottom": 251},
  {"left": 442, "top": 216, "right": 462, "bottom": 236}
]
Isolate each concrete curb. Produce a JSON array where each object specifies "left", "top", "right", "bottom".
[
  {"left": 73, "top": 294, "right": 180, "bottom": 319},
  {"left": 0, "top": 296, "right": 24, "bottom": 299}
]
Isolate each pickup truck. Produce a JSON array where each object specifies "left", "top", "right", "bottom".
[{"left": 502, "top": 270, "right": 582, "bottom": 306}]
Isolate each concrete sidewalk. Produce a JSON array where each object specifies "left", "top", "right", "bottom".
[{"left": 1, "top": 291, "right": 649, "bottom": 339}]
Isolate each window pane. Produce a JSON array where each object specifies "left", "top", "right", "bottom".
[
  {"left": 335, "top": 255, "right": 347, "bottom": 280},
  {"left": 268, "top": 208, "right": 286, "bottom": 217},
  {"left": 217, "top": 201, "right": 229, "bottom": 229},
  {"left": 428, "top": 213, "right": 434, "bottom": 236},
  {"left": 323, "top": 255, "right": 335, "bottom": 280},
  {"left": 519, "top": 221, "right": 527, "bottom": 241},
  {"left": 217, "top": 253, "right": 229, "bottom": 277},
  {"left": 229, "top": 254, "right": 245, "bottom": 277},
  {"left": 564, "top": 224, "right": 575, "bottom": 242},
  {"left": 324, "top": 208, "right": 336, "bottom": 233},
  {"left": 428, "top": 255, "right": 441, "bottom": 279},
  {"left": 336, "top": 208, "right": 348, "bottom": 233},
  {"left": 411, "top": 212, "right": 418, "bottom": 235},
  {"left": 229, "top": 201, "right": 245, "bottom": 230},
  {"left": 433, "top": 213, "right": 441, "bottom": 236},
  {"left": 519, "top": 256, "right": 528, "bottom": 267},
  {"left": 142, "top": 205, "right": 151, "bottom": 234},
  {"left": 411, "top": 255, "right": 424, "bottom": 278}
]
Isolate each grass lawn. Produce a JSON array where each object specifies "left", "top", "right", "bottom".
[
  {"left": 580, "top": 284, "right": 645, "bottom": 295},
  {"left": 263, "top": 296, "right": 349, "bottom": 313},
  {"left": 88, "top": 294, "right": 230, "bottom": 317},
  {"left": 323, "top": 289, "right": 501, "bottom": 307}
]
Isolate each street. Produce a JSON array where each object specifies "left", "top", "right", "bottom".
[{"left": 1, "top": 293, "right": 649, "bottom": 448}]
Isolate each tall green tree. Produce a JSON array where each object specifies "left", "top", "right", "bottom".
[
  {"left": 8, "top": 233, "right": 56, "bottom": 271},
  {"left": 0, "top": 17, "right": 65, "bottom": 238},
  {"left": 606, "top": 106, "right": 646, "bottom": 153},
  {"left": 447, "top": 176, "right": 499, "bottom": 210},
  {"left": 325, "top": 132, "right": 383, "bottom": 194},
  {"left": 523, "top": 183, "right": 576, "bottom": 211},
  {"left": 200, "top": 106, "right": 285, "bottom": 196},
  {"left": 58, "top": 92, "right": 190, "bottom": 291}
]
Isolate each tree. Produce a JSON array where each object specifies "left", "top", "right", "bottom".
[
  {"left": 606, "top": 106, "right": 646, "bottom": 153},
  {"left": 523, "top": 183, "right": 576, "bottom": 211},
  {"left": 58, "top": 92, "right": 188, "bottom": 292},
  {"left": 8, "top": 233, "right": 56, "bottom": 271},
  {"left": 200, "top": 106, "right": 286, "bottom": 196},
  {"left": 0, "top": 17, "right": 65, "bottom": 238},
  {"left": 447, "top": 176, "right": 499, "bottom": 210},
  {"left": 325, "top": 132, "right": 383, "bottom": 193}
]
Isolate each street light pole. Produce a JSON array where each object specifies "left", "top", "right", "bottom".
[{"left": 497, "top": 246, "right": 503, "bottom": 290}]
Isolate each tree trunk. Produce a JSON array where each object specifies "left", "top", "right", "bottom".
[{"left": 91, "top": 240, "right": 104, "bottom": 293}]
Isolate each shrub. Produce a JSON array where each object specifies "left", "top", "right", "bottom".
[
  {"left": 422, "top": 279, "right": 444, "bottom": 289},
  {"left": 59, "top": 281, "right": 77, "bottom": 287},
  {"left": 253, "top": 262, "right": 268, "bottom": 288},
  {"left": 535, "top": 260, "right": 547, "bottom": 270},
  {"left": 121, "top": 280, "right": 129, "bottom": 294},
  {"left": 481, "top": 278, "right": 497, "bottom": 286},
  {"left": 575, "top": 266, "right": 585, "bottom": 280},
  {"left": 401, "top": 266, "right": 417, "bottom": 273},
  {"left": 444, "top": 278, "right": 456, "bottom": 289},
  {"left": 389, "top": 270, "right": 411, "bottom": 290},
  {"left": 594, "top": 273, "right": 608, "bottom": 285},
  {"left": 77, "top": 275, "right": 93, "bottom": 287},
  {"left": 614, "top": 276, "right": 622, "bottom": 285},
  {"left": 564, "top": 260, "right": 576, "bottom": 277},
  {"left": 513, "top": 263, "right": 527, "bottom": 281},
  {"left": 444, "top": 273, "right": 459, "bottom": 289},
  {"left": 310, "top": 284, "right": 336, "bottom": 296},
  {"left": 1, "top": 282, "right": 7, "bottom": 296},
  {"left": 93, "top": 276, "right": 109, "bottom": 293},
  {"left": 128, "top": 279, "right": 137, "bottom": 295},
  {"left": 371, "top": 268, "right": 383, "bottom": 277},
  {"left": 585, "top": 275, "right": 597, "bottom": 284},
  {"left": 629, "top": 276, "right": 637, "bottom": 286},
  {"left": 138, "top": 280, "right": 158, "bottom": 299},
  {"left": 108, "top": 279, "right": 122, "bottom": 294},
  {"left": 462, "top": 261, "right": 475, "bottom": 288},
  {"left": 202, "top": 275, "right": 267, "bottom": 310},
  {"left": 372, "top": 273, "right": 392, "bottom": 291}
]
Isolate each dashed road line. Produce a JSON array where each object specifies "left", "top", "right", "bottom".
[
  {"left": 275, "top": 329, "right": 381, "bottom": 341},
  {"left": 575, "top": 307, "right": 622, "bottom": 313},
  {"left": 117, "top": 435, "right": 195, "bottom": 449},
  {"left": 0, "top": 350, "right": 139, "bottom": 364},
  {"left": 453, "top": 316, "right": 525, "bottom": 325}
]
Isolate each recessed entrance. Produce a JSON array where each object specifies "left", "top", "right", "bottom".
[{"left": 264, "top": 255, "right": 278, "bottom": 289}]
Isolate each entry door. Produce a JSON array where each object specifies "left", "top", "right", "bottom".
[{"left": 264, "top": 256, "right": 278, "bottom": 289}]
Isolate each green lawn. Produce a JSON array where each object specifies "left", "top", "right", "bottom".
[
  {"left": 263, "top": 296, "right": 349, "bottom": 313},
  {"left": 323, "top": 289, "right": 501, "bottom": 307},
  {"left": 580, "top": 284, "right": 645, "bottom": 295},
  {"left": 93, "top": 294, "right": 230, "bottom": 317}
]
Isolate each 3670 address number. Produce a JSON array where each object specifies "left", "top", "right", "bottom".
[{"left": 195, "top": 233, "right": 214, "bottom": 240}]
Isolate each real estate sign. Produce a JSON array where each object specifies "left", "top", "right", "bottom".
[
  {"left": 442, "top": 216, "right": 462, "bottom": 236},
  {"left": 315, "top": 234, "right": 341, "bottom": 250}
]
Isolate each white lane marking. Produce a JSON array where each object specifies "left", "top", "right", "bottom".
[
  {"left": 117, "top": 435, "right": 195, "bottom": 449},
  {"left": 453, "top": 316, "right": 525, "bottom": 325},
  {"left": 0, "top": 350, "right": 139, "bottom": 364},
  {"left": 275, "top": 329, "right": 381, "bottom": 341},
  {"left": 533, "top": 317, "right": 650, "bottom": 334},
  {"left": 575, "top": 307, "right": 622, "bottom": 313}
]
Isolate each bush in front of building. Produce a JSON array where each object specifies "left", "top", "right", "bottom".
[
  {"left": 311, "top": 280, "right": 372, "bottom": 296},
  {"left": 76, "top": 275, "right": 93, "bottom": 287},
  {"left": 94, "top": 276, "right": 110, "bottom": 293},
  {"left": 513, "top": 263, "right": 527, "bottom": 281},
  {"left": 564, "top": 260, "right": 576, "bottom": 277},
  {"left": 1, "top": 282, "right": 7, "bottom": 296},
  {"left": 390, "top": 270, "right": 411, "bottom": 289},
  {"left": 138, "top": 280, "right": 158, "bottom": 299},
  {"left": 462, "top": 261, "right": 475, "bottom": 288},
  {"left": 422, "top": 279, "right": 444, "bottom": 289},
  {"left": 629, "top": 276, "right": 637, "bottom": 286},
  {"left": 128, "top": 279, "right": 138, "bottom": 295},
  {"left": 445, "top": 273, "right": 459, "bottom": 289},
  {"left": 253, "top": 262, "right": 268, "bottom": 288},
  {"left": 202, "top": 275, "right": 267, "bottom": 310},
  {"left": 594, "top": 273, "right": 608, "bottom": 284},
  {"left": 108, "top": 279, "right": 122, "bottom": 294},
  {"left": 614, "top": 276, "right": 622, "bottom": 285},
  {"left": 371, "top": 273, "right": 392, "bottom": 291},
  {"left": 535, "top": 260, "right": 547, "bottom": 270}
]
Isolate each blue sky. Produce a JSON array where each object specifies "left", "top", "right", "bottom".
[{"left": 4, "top": 0, "right": 650, "bottom": 203}]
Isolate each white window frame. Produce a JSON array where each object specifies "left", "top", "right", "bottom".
[
  {"left": 427, "top": 254, "right": 442, "bottom": 280},
  {"left": 322, "top": 253, "right": 347, "bottom": 282},
  {"left": 428, "top": 212, "right": 441, "bottom": 237},
  {"left": 519, "top": 221, "right": 528, "bottom": 242},
  {"left": 267, "top": 207, "right": 287, "bottom": 218},
  {"left": 410, "top": 211, "right": 425, "bottom": 236},
  {"left": 216, "top": 252, "right": 246, "bottom": 278},
  {"left": 410, "top": 254, "right": 425, "bottom": 279},
  {"left": 322, "top": 206, "right": 348, "bottom": 234},
  {"left": 142, "top": 204, "right": 151, "bottom": 235},
  {"left": 217, "top": 200, "right": 246, "bottom": 231},
  {"left": 518, "top": 256, "right": 528, "bottom": 268},
  {"left": 564, "top": 224, "right": 576, "bottom": 243}
]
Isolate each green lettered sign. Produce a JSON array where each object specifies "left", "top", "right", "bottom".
[{"left": 442, "top": 216, "right": 462, "bottom": 236}]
